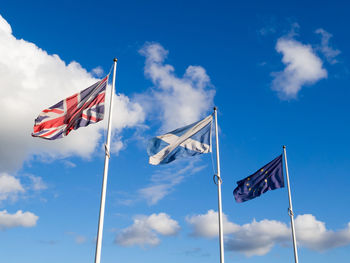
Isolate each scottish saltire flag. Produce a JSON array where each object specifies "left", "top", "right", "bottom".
[
  {"left": 147, "top": 115, "right": 213, "bottom": 165},
  {"left": 32, "top": 76, "right": 108, "bottom": 140},
  {"left": 233, "top": 155, "right": 284, "bottom": 203}
]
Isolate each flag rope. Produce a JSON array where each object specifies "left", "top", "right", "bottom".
[
  {"left": 213, "top": 174, "right": 222, "bottom": 185},
  {"left": 102, "top": 65, "right": 114, "bottom": 147},
  {"left": 104, "top": 144, "right": 110, "bottom": 159},
  {"left": 210, "top": 122, "right": 217, "bottom": 179}
]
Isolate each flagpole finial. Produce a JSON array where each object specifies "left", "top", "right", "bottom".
[
  {"left": 283, "top": 145, "right": 286, "bottom": 149},
  {"left": 113, "top": 58, "right": 118, "bottom": 62},
  {"left": 214, "top": 106, "right": 217, "bottom": 111}
]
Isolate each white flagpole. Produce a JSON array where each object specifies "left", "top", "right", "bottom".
[
  {"left": 283, "top": 145, "right": 299, "bottom": 263},
  {"left": 94, "top": 58, "right": 118, "bottom": 263},
  {"left": 214, "top": 107, "right": 225, "bottom": 263}
]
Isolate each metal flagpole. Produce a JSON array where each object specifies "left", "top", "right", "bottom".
[
  {"left": 94, "top": 58, "right": 118, "bottom": 263},
  {"left": 283, "top": 145, "right": 299, "bottom": 263},
  {"left": 214, "top": 107, "right": 225, "bottom": 263}
]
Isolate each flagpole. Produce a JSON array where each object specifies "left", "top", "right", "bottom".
[
  {"left": 94, "top": 58, "right": 118, "bottom": 263},
  {"left": 283, "top": 145, "right": 299, "bottom": 263},
  {"left": 214, "top": 107, "right": 225, "bottom": 263}
]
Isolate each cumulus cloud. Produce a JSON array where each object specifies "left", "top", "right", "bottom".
[
  {"left": 315, "top": 28, "right": 340, "bottom": 64},
  {"left": 111, "top": 138, "right": 124, "bottom": 154},
  {"left": 225, "top": 219, "right": 290, "bottom": 256},
  {"left": 272, "top": 37, "right": 327, "bottom": 99},
  {"left": 0, "top": 210, "right": 38, "bottom": 229},
  {"left": 187, "top": 211, "right": 350, "bottom": 256},
  {"left": 186, "top": 210, "right": 239, "bottom": 238},
  {"left": 0, "top": 173, "right": 48, "bottom": 205},
  {"left": 115, "top": 213, "right": 180, "bottom": 247},
  {"left": 91, "top": 66, "right": 104, "bottom": 77},
  {"left": 0, "top": 173, "right": 24, "bottom": 201},
  {"left": 139, "top": 42, "right": 215, "bottom": 132},
  {"left": 0, "top": 14, "right": 144, "bottom": 173},
  {"left": 295, "top": 214, "right": 350, "bottom": 251},
  {"left": 146, "top": 213, "right": 180, "bottom": 235},
  {"left": 139, "top": 160, "right": 206, "bottom": 205}
]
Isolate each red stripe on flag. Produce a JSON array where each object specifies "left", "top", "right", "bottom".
[
  {"left": 39, "top": 128, "right": 60, "bottom": 138},
  {"left": 65, "top": 91, "right": 105, "bottom": 135},
  {"left": 33, "top": 116, "right": 66, "bottom": 132},
  {"left": 42, "top": 108, "right": 64, "bottom": 114},
  {"left": 82, "top": 113, "right": 101, "bottom": 122}
]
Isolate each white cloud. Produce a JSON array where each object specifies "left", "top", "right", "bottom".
[
  {"left": 146, "top": 213, "right": 180, "bottom": 235},
  {"left": 0, "top": 14, "right": 144, "bottom": 173},
  {"left": 315, "top": 28, "right": 340, "bottom": 64},
  {"left": 139, "top": 182, "right": 180, "bottom": 206},
  {"left": 0, "top": 173, "right": 24, "bottom": 201},
  {"left": 62, "top": 160, "right": 76, "bottom": 168},
  {"left": 111, "top": 93, "right": 145, "bottom": 131},
  {"left": 225, "top": 219, "right": 290, "bottom": 256},
  {"left": 116, "top": 222, "right": 159, "bottom": 247},
  {"left": 0, "top": 173, "right": 48, "bottom": 203},
  {"left": 295, "top": 214, "right": 350, "bottom": 251},
  {"left": 186, "top": 210, "right": 239, "bottom": 238},
  {"left": 111, "top": 139, "right": 124, "bottom": 154},
  {"left": 272, "top": 37, "right": 327, "bottom": 99},
  {"left": 187, "top": 211, "right": 350, "bottom": 256},
  {"left": 115, "top": 213, "right": 180, "bottom": 247},
  {"left": 91, "top": 66, "right": 104, "bottom": 77},
  {"left": 139, "top": 160, "right": 206, "bottom": 205},
  {"left": 139, "top": 42, "right": 215, "bottom": 132},
  {"left": 27, "top": 175, "right": 47, "bottom": 191},
  {"left": 0, "top": 210, "right": 38, "bottom": 229},
  {"left": 0, "top": 16, "right": 11, "bottom": 34}
]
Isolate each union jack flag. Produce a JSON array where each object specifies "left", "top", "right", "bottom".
[{"left": 32, "top": 76, "right": 109, "bottom": 140}]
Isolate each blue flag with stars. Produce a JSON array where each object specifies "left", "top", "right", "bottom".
[{"left": 233, "top": 155, "right": 284, "bottom": 203}]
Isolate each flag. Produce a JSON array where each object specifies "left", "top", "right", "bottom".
[
  {"left": 233, "top": 154, "right": 284, "bottom": 203},
  {"left": 147, "top": 115, "right": 213, "bottom": 165},
  {"left": 32, "top": 76, "right": 108, "bottom": 140}
]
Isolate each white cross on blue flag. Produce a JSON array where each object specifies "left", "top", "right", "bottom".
[{"left": 147, "top": 115, "right": 213, "bottom": 165}]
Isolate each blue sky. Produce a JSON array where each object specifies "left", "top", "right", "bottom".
[{"left": 0, "top": 0, "right": 349, "bottom": 263}]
